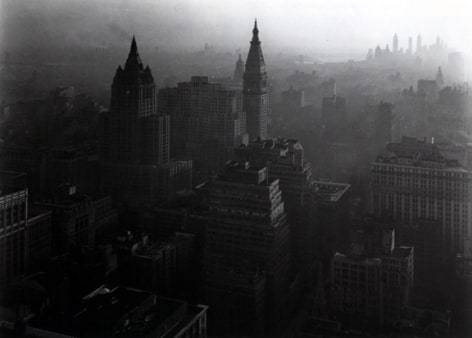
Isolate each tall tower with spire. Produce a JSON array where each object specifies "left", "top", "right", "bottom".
[
  {"left": 393, "top": 33, "right": 399, "bottom": 53},
  {"left": 99, "top": 36, "right": 180, "bottom": 203},
  {"left": 243, "top": 20, "right": 269, "bottom": 140},
  {"left": 436, "top": 66, "right": 444, "bottom": 87}
]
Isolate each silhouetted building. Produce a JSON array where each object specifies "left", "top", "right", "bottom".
[
  {"left": 0, "top": 145, "right": 50, "bottom": 198},
  {"left": 202, "top": 161, "right": 290, "bottom": 334},
  {"left": 162, "top": 76, "right": 247, "bottom": 183},
  {"left": 26, "top": 286, "right": 208, "bottom": 337},
  {"left": 312, "top": 180, "right": 351, "bottom": 265},
  {"left": 233, "top": 54, "right": 244, "bottom": 85},
  {"left": 281, "top": 86, "right": 305, "bottom": 111},
  {"left": 99, "top": 37, "right": 191, "bottom": 203},
  {"left": 36, "top": 184, "right": 117, "bottom": 255},
  {"left": 331, "top": 226, "right": 414, "bottom": 330},
  {"left": 372, "top": 136, "right": 472, "bottom": 256},
  {"left": 116, "top": 231, "right": 195, "bottom": 296},
  {"left": 235, "top": 138, "right": 314, "bottom": 275},
  {"left": 436, "top": 66, "right": 444, "bottom": 87},
  {"left": 243, "top": 20, "right": 269, "bottom": 140},
  {"left": 321, "top": 84, "right": 347, "bottom": 141}
]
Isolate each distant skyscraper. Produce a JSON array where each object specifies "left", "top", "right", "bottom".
[
  {"left": 393, "top": 33, "right": 399, "bottom": 53},
  {"left": 374, "top": 45, "right": 382, "bottom": 59},
  {"left": 321, "top": 84, "right": 347, "bottom": 141},
  {"left": 416, "top": 34, "right": 422, "bottom": 53},
  {"left": 408, "top": 36, "right": 413, "bottom": 54},
  {"left": 436, "top": 66, "right": 444, "bottom": 86},
  {"left": 243, "top": 20, "right": 269, "bottom": 140},
  {"left": 233, "top": 53, "right": 244, "bottom": 84}
]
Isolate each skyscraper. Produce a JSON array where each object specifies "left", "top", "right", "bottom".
[
  {"left": 234, "top": 138, "right": 314, "bottom": 275},
  {"left": 233, "top": 54, "right": 244, "bottom": 85},
  {"left": 416, "top": 34, "right": 422, "bottom": 53},
  {"left": 393, "top": 33, "right": 399, "bottom": 53},
  {"left": 408, "top": 36, "right": 413, "bottom": 54},
  {"left": 331, "top": 226, "right": 414, "bottom": 329},
  {"left": 202, "top": 161, "right": 290, "bottom": 333},
  {"left": 159, "top": 76, "right": 247, "bottom": 184},
  {"left": 243, "top": 20, "right": 269, "bottom": 140},
  {"left": 99, "top": 37, "right": 191, "bottom": 203}
]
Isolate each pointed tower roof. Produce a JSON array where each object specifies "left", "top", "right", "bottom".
[
  {"left": 113, "top": 36, "right": 154, "bottom": 85},
  {"left": 245, "top": 19, "right": 265, "bottom": 74},
  {"left": 125, "top": 35, "right": 144, "bottom": 72},
  {"left": 436, "top": 66, "right": 444, "bottom": 85},
  {"left": 236, "top": 53, "right": 243, "bottom": 66}
]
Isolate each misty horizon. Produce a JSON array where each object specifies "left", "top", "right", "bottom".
[{"left": 2, "top": 0, "right": 471, "bottom": 61}]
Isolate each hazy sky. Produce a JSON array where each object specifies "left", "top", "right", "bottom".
[{"left": 2, "top": 0, "right": 472, "bottom": 55}]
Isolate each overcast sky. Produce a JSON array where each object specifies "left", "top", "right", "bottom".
[{"left": 2, "top": 0, "right": 472, "bottom": 56}]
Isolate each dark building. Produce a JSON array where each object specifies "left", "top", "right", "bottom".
[
  {"left": 116, "top": 231, "right": 196, "bottom": 296},
  {"left": 0, "top": 171, "right": 52, "bottom": 289},
  {"left": 233, "top": 54, "right": 244, "bottom": 85},
  {"left": 321, "top": 85, "right": 347, "bottom": 141},
  {"left": 26, "top": 286, "right": 208, "bottom": 338},
  {"left": 281, "top": 86, "right": 305, "bottom": 111},
  {"left": 331, "top": 225, "right": 414, "bottom": 330},
  {"left": 243, "top": 20, "right": 269, "bottom": 140},
  {"left": 0, "top": 145, "right": 50, "bottom": 198},
  {"left": 312, "top": 180, "right": 351, "bottom": 266},
  {"left": 99, "top": 37, "right": 191, "bottom": 203},
  {"left": 235, "top": 138, "right": 314, "bottom": 277},
  {"left": 158, "top": 76, "right": 247, "bottom": 183},
  {"left": 36, "top": 184, "right": 117, "bottom": 255},
  {"left": 202, "top": 161, "right": 290, "bottom": 334}
]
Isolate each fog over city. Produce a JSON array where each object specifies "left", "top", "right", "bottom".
[
  {"left": 2, "top": 0, "right": 472, "bottom": 57},
  {"left": 1, "top": 1, "right": 472, "bottom": 338}
]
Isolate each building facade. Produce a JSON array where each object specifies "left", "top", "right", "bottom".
[
  {"left": 372, "top": 136, "right": 472, "bottom": 256},
  {"left": 331, "top": 226, "right": 414, "bottom": 330},
  {"left": 202, "top": 161, "right": 290, "bottom": 334},
  {"left": 159, "top": 76, "right": 246, "bottom": 183}
]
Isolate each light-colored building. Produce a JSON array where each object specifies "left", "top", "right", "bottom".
[{"left": 372, "top": 136, "right": 472, "bottom": 256}]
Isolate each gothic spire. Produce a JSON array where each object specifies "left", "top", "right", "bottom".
[
  {"left": 245, "top": 20, "right": 265, "bottom": 74},
  {"left": 125, "top": 35, "right": 144, "bottom": 71},
  {"left": 252, "top": 19, "right": 259, "bottom": 43}
]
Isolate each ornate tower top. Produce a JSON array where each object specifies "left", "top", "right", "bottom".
[
  {"left": 252, "top": 19, "right": 259, "bottom": 43},
  {"left": 245, "top": 20, "right": 266, "bottom": 75},
  {"left": 114, "top": 36, "right": 153, "bottom": 85},
  {"left": 125, "top": 36, "right": 144, "bottom": 71}
]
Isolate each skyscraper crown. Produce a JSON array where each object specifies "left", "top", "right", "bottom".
[{"left": 114, "top": 36, "right": 153, "bottom": 85}]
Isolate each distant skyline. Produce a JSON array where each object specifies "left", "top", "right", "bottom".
[{"left": 2, "top": 0, "right": 471, "bottom": 57}]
